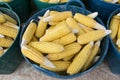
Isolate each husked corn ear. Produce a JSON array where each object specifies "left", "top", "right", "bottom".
[
  {"left": 49, "top": 0, "right": 60, "bottom": 3},
  {"left": 0, "top": 25, "right": 18, "bottom": 39},
  {"left": 110, "top": 16, "right": 120, "bottom": 39},
  {"left": 74, "top": 13, "right": 105, "bottom": 30},
  {"left": 2, "top": 13, "right": 17, "bottom": 24},
  {"left": 0, "top": 47, "right": 4, "bottom": 56},
  {"left": 67, "top": 42, "right": 94, "bottom": 75},
  {"left": 66, "top": 17, "right": 85, "bottom": 35},
  {"left": 21, "top": 45, "right": 55, "bottom": 68},
  {"left": 82, "top": 41, "right": 100, "bottom": 71},
  {"left": 43, "top": 11, "right": 72, "bottom": 22},
  {"left": 31, "top": 36, "right": 38, "bottom": 41},
  {"left": 49, "top": 21, "right": 60, "bottom": 25},
  {"left": 47, "top": 43, "right": 81, "bottom": 60},
  {"left": 40, "top": 0, "right": 49, "bottom": 2},
  {"left": 63, "top": 55, "right": 74, "bottom": 61},
  {"left": 3, "top": 21, "right": 19, "bottom": 30},
  {"left": 77, "top": 30, "right": 111, "bottom": 45},
  {"left": 87, "top": 12, "right": 98, "bottom": 19},
  {"left": 40, "top": 61, "right": 71, "bottom": 72},
  {"left": 22, "top": 21, "right": 37, "bottom": 46},
  {"left": 50, "top": 11, "right": 59, "bottom": 15},
  {"left": 60, "top": 0, "right": 68, "bottom": 3},
  {"left": 0, "top": 13, "right": 6, "bottom": 23},
  {"left": 52, "top": 33, "right": 76, "bottom": 45},
  {"left": 35, "top": 10, "right": 50, "bottom": 38},
  {"left": 0, "top": 37, "right": 13, "bottom": 47},
  {"left": 78, "top": 23, "right": 94, "bottom": 33},
  {"left": 29, "top": 42, "right": 64, "bottom": 54},
  {"left": 40, "top": 21, "right": 71, "bottom": 42}
]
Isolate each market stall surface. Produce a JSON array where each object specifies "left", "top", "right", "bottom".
[{"left": 0, "top": 61, "right": 120, "bottom": 80}]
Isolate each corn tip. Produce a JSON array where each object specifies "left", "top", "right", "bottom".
[
  {"left": 88, "top": 12, "right": 98, "bottom": 19},
  {"left": 44, "top": 58, "right": 55, "bottom": 68},
  {"left": 43, "top": 10, "right": 50, "bottom": 17},
  {"left": 105, "top": 30, "right": 112, "bottom": 36},
  {"left": 116, "top": 39, "right": 120, "bottom": 45},
  {"left": 21, "top": 39, "right": 27, "bottom": 48},
  {"left": 95, "top": 40, "right": 101, "bottom": 47},
  {"left": 0, "top": 34, "right": 5, "bottom": 38},
  {"left": 43, "top": 16, "right": 51, "bottom": 22},
  {"left": 117, "top": 13, "right": 120, "bottom": 16},
  {"left": 89, "top": 41, "right": 94, "bottom": 46},
  {"left": 0, "top": 47, "right": 3, "bottom": 50},
  {"left": 95, "top": 23, "right": 106, "bottom": 30}
]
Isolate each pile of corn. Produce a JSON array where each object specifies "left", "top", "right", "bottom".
[
  {"left": 110, "top": 13, "right": 120, "bottom": 51},
  {"left": 0, "top": 12, "right": 18, "bottom": 56},
  {"left": 104, "top": 0, "right": 120, "bottom": 4},
  {"left": 21, "top": 10, "right": 111, "bottom": 75},
  {"left": 40, "top": 0, "right": 68, "bottom": 3}
]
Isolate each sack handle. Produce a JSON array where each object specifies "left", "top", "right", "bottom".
[
  {"left": 66, "top": 0, "right": 85, "bottom": 9},
  {"left": 0, "top": 2, "right": 12, "bottom": 10}
]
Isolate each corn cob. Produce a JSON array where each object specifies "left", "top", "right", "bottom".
[
  {"left": 43, "top": 11, "right": 72, "bottom": 22},
  {"left": 0, "top": 13, "right": 6, "bottom": 23},
  {"left": 52, "top": 33, "right": 76, "bottom": 45},
  {"left": 22, "top": 21, "right": 37, "bottom": 46},
  {"left": 77, "top": 29, "right": 111, "bottom": 45},
  {"left": 87, "top": 12, "right": 98, "bottom": 19},
  {"left": 47, "top": 43, "right": 81, "bottom": 60},
  {"left": 0, "top": 47, "right": 4, "bottom": 56},
  {"left": 2, "top": 13, "right": 17, "bottom": 24},
  {"left": 63, "top": 55, "right": 74, "bottom": 61},
  {"left": 40, "top": 0, "right": 49, "bottom": 2},
  {"left": 0, "top": 37, "right": 13, "bottom": 47},
  {"left": 110, "top": 15, "right": 120, "bottom": 40},
  {"left": 67, "top": 42, "right": 94, "bottom": 75},
  {"left": 49, "top": 21, "right": 60, "bottom": 25},
  {"left": 35, "top": 10, "right": 50, "bottom": 38},
  {"left": 29, "top": 42, "right": 64, "bottom": 54},
  {"left": 40, "top": 21, "right": 71, "bottom": 42},
  {"left": 0, "top": 34, "right": 5, "bottom": 38},
  {"left": 21, "top": 45, "right": 55, "bottom": 68},
  {"left": 0, "top": 25, "right": 18, "bottom": 39},
  {"left": 78, "top": 23, "right": 94, "bottom": 33},
  {"left": 74, "top": 13, "right": 105, "bottom": 30},
  {"left": 40, "top": 61, "right": 71, "bottom": 72},
  {"left": 60, "top": 0, "right": 68, "bottom": 3},
  {"left": 66, "top": 17, "right": 85, "bottom": 35},
  {"left": 3, "top": 21, "right": 19, "bottom": 30},
  {"left": 49, "top": 0, "right": 60, "bottom": 3},
  {"left": 50, "top": 11, "right": 59, "bottom": 15},
  {"left": 82, "top": 41, "right": 100, "bottom": 71}
]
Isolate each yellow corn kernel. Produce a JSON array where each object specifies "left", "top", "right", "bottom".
[
  {"left": 66, "top": 17, "right": 85, "bottom": 35},
  {"left": 40, "top": 0, "right": 49, "bottom": 2},
  {"left": 0, "top": 25, "right": 18, "bottom": 39},
  {"left": 49, "top": 21, "right": 60, "bottom": 25},
  {"left": 52, "top": 33, "right": 76, "bottom": 45},
  {"left": 50, "top": 11, "right": 59, "bottom": 15},
  {"left": 49, "top": 0, "right": 60, "bottom": 3},
  {"left": 87, "top": 12, "right": 98, "bottom": 19},
  {"left": 67, "top": 42, "right": 94, "bottom": 75},
  {"left": 78, "top": 23, "right": 94, "bottom": 33},
  {"left": 77, "top": 29, "right": 111, "bottom": 45},
  {"left": 31, "top": 36, "right": 38, "bottom": 41},
  {"left": 2, "top": 21, "right": 19, "bottom": 30},
  {"left": 0, "top": 13, "right": 6, "bottom": 23},
  {"left": 43, "top": 11, "right": 72, "bottom": 22},
  {"left": 35, "top": 10, "right": 50, "bottom": 38},
  {"left": 22, "top": 21, "right": 37, "bottom": 46},
  {"left": 110, "top": 16, "right": 120, "bottom": 40},
  {"left": 40, "top": 21, "right": 71, "bottom": 42},
  {"left": 0, "top": 37, "right": 13, "bottom": 47},
  {"left": 74, "top": 13, "right": 105, "bottom": 30},
  {"left": 29, "top": 42, "right": 64, "bottom": 54},
  {"left": 21, "top": 45, "right": 55, "bottom": 68},
  {"left": 60, "top": 0, "right": 68, "bottom": 3},
  {"left": 40, "top": 61, "right": 71, "bottom": 72},
  {"left": 0, "top": 47, "right": 4, "bottom": 56},
  {"left": 47, "top": 43, "right": 81, "bottom": 60},
  {"left": 63, "top": 55, "right": 74, "bottom": 61},
  {"left": 2, "top": 13, "right": 17, "bottom": 24},
  {"left": 82, "top": 41, "right": 100, "bottom": 71}
]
